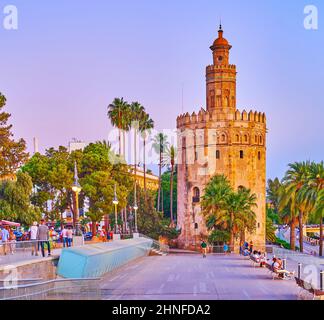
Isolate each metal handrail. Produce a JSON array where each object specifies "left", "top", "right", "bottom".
[
  {"left": 0, "top": 277, "right": 101, "bottom": 290},
  {"left": 0, "top": 277, "right": 102, "bottom": 300}
]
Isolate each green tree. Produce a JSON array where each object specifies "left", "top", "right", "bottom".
[
  {"left": 139, "top": 112, "right": 154, "bottom": 194},
  {"left": 202, "top": 175, "right": 257, "bottom": 246},
  {"left": 152, "top": 133, "right": 169, "bottom": 213},
  {"left": 300, "top": 161, "right": 324, "bottom": 256},
  {"left": 278, "top": 185, "right": 299, "bottom": 251},
  {"left": 161, "top": 169, "right": 177, "bottom": 222},
  {"left": 0, "top": 93, "right": 28, "bottom": 178},
  {"left": 282, "top": 161, "right": 312, "bottom": 252},
  {"left": 107, "top": 98, "right": 130, "bottom": 156},
  {"left": 267, "top": 177, "right": 282, "bottom": 213},
  {"left": 162, "top": 145, "right": 177, "bottom": 225},
  {"left": 0, "top": 172, "right": 41, "bottom": 225}
]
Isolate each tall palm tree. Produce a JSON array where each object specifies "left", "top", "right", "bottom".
[
  {"left": 152, "top": 133, "right": 169, "bottom": 213},
  {"left": 162, "top": 145, "right": 177, "bottom": 226},
  {"left": 300, "top": 161, "right": 324, "bottom": 256},
  {"left": 129, "top": 102, "right": 145, "bottom": 182},
  {"left": 201, "top": 175, "right": 232, "bottom": 227},
  {"left": 279, "top": 186, "right": 299, "bottom": 251},
  {"left": 282, "top": 161, "right": 311, "bottom": 252},
  {"left": 139, "top": 112, "right": 154, "bottom": 194},
  {"left": 267, "top": 178, "right": 282, "bottom": 213},
  {"left": 107, "top": 98, "right": 130, "bottom": 156},
  {"left": 223, "top": 187, "right": 257, "bottom": 246}
]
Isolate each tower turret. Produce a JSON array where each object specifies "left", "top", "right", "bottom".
[
  {"left": 206, "top": 25, "right": 237, "bottom": 113},
  {"left": 210, "top": 24, "right": 232, "bottom": 65}
]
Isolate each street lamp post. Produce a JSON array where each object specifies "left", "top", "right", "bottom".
[
  {"left": 112, "top": 184, "right": 119, "bottom": 235},
  {"left": 72, "top": 161, "right": 82, "bottom": 236},
  {"left": 133, "top": 179, "right": 138, "bottom": 235}
]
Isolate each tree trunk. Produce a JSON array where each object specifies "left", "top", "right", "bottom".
[
  {"left": 91, "top": 220, "right": 97, "bottom": 237},
  {"left": 229, "top": 212, "right": 234, "bottom": 247},
  {"left": 134, "top": 127, "right": 137, "bottom": 201},
  {"left": 143, "top": 138, "right": 146, "bottom": 195},
  {"left": 290, "top": 219, "right": 297, "bottom": 251},
  {"left": 157, "top": 150, "right": 162, "bottom": 212},
  {"left": 170, "top": 165, "right": 174, "bottom": 225},
  {"left": 119, "top": 129, "right": 121, "bottom": 156},
  {"left": 298, "top": 211, "right": 304, "bottom": 252},
  {"left": 320, "top": 212, "right": 323, "bottom": 257},
  {"left": 161, "top": 185, "right": 164, "bottom": 214}
]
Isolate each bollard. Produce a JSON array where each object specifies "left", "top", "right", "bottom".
[
  {"left": 282, "top": 259, "right": 287, "bottom": 270},
  {"left": 320, "top": 270, "right": 324, "bottom": 292},
  {"left": 298, "top": 263, "right": 302, "bottom": 280}
]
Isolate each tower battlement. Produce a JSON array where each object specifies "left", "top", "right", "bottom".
[
  {"left": 206, "top": 64, "right": 236, "bottom": 71},
  {"left": 177, "top": 108, "right": 266, "bottom": 128}
]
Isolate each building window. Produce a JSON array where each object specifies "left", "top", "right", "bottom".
[
  {"left": 195, "top": 151, "right": 198, "bottom": 161},
  {"left": 240, "top": 150, "right": 244, "bottom": 159},
  {"left": 211, "top": 96, "right": 215, "bottom": 106},
  {"left": 255, "top": 136, "right": 258, "bottom": 143},
  {"left": 216, "top": 150, "right": 220, "bottom": 159},
  {"left": 236, "top": 135, "right": 240, "bottom": 142},
  {"left": 244, "top": 135, "right": 248, "bottom": 143},
  {"left": 258, "top": 151, "right": 261, "bottom": 160},
  {"left": 221, "top": 134, "right": 226, "bottom": 142},
  {"left": 260, "top": 136, "right": 263, "bottom": 144},
  {"left": 192, "top": 187, "right": 200, "bottom": 203}
]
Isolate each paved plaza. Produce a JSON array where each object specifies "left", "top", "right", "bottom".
[{"left": 100, "top": 253, "right": 300, "bottom": 300}]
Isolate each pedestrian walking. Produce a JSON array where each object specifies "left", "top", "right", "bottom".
[
  {"left": 61, "top": 226, "right": 68, "bottom": 248},
  {"left": 201, "top": 240, "right": 207, "bottom": 258},
  {"left": 9, "top": 229, "right": 16, "bottom": 255},
  {"left": 223, "top": 242, "right": 229, "bottom": 255},
  {"left": 29, "top": 222, "right": 39, "bottom": 256},
  {"left": 1, "top": 226, "right": 10, "bottom": 255},
  {"left": 37, "top": 220, "right": 51, "bottom": 257},
  {"left": 67, "top": 227, "right": 73, "bottom": 247}
]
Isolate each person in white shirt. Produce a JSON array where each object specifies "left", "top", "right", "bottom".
[
  {"left": 29, "top": 222, "right": 39, "bottom": 256},
  {"left": 61, "top": 226, "right": 68, "bottom": 247},
  {"left": 67, "top": 227, "right": 73, "bottom": 247}
]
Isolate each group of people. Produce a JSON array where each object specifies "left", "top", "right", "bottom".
[
  {"left": 29, "top": 221, "right": 75, "bottom": 256},
  {"left": 29, "top": 220, "right": 53, "bottom": 257},
  {"left": 251, "top": 250, "right": 268, "bottom": 267},
  {"left": 270, "top": 257, "right": 295, "bottom": 279},
  {"left": 250, "top": 249, "right": 295, "bottom": 279},
  {"left": 0, "top": 225, "right": 16, "bottom": 255},
  {"left": 240, "top": 241, "right": 254, "bottom": 256}
]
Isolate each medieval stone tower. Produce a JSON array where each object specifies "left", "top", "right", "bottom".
[{"left": 176, "top": 25, "right": 267, "bottom": 249}]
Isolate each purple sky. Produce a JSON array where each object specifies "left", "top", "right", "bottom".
[{"left": 0, "top": 0, "right": 323, "bottom": 179}]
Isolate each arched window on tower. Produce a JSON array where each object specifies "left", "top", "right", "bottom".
[
  {"left": 192, "top": 187, "right": 200, "bottom": 203},
  {"left": 221, "top": 134, "right": 226, "bottom": 142},
  {"left": 240, "top": 150, "right": 244, "bottom": 159},
  {"left": 255, "top": 135, "right": 258, "bottom": 144},
  {"left": 258, "top": 151, "right": 261, "bottom": 160},
  {"left": 259, "top": 136, "right": 263, "bottom": 144},
  {"left": 216, "top": 150, "right": 220, "bottom": 159},
  {"left": 244, "top": 135, "right": 248, "bottom": 143},
  {"left": 236, "top": 134, "right": 240, "bottom": 143}
]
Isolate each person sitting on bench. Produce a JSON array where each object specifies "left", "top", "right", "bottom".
[
  {"left": 273, "top": 258, "right": 294, "bottom": 279},
  {"left": 259, "top": 252, "right": 268, "bottom": 267}
]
